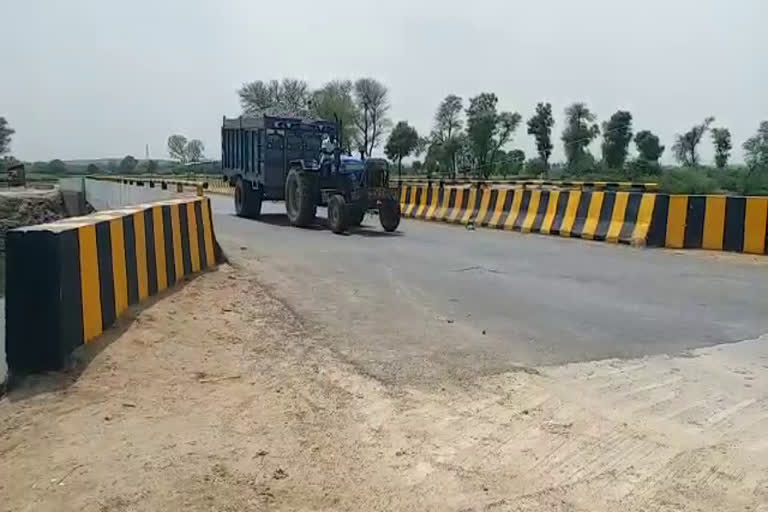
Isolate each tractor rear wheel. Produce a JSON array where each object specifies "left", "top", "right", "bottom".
[
  {"left": 235, "top": 177, "right": 262, "bottom": 218},
  {"left": 379, "top": 200, "right": 401, "bottom": 232},
  {"left": 285, "top": 168, "right": 317, "bottom": 227},
  {"left": 328, "top": 195, "right": 349, "bottom": 234}
]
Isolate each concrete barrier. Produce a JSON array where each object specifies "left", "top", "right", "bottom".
[
  {"left": 399, "top": 184, "right": 655, "bottom": 244},
  {"left": 647, "top": 195, "right": 768, "bottom": 254},
  {"left": 5, "top": 197, "right": 218, "bottom": 374}
]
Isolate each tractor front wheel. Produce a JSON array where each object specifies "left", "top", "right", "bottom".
[
  {"left": 347, "top": 205, "right": 366, "bottom": 227},
  {"left": 379, "top": 200, "right": 401, "bottom": 232},
  {"left": 285, "top": 168, "right": 317, "bottom": 227},
  {"left": 328, "top": 195, "right": 348, "bottom": 234}
]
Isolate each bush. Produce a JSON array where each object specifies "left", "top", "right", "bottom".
[
  {"left": 625, "top": 159, "right": 662, "bottom": 180},
  {"left": 661, "top": 167, "right": 718, "bottom": 194}
]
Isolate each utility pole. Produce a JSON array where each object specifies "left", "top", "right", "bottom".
[{"left": 145, "top": 144, "right": 151, "bottom": 175}]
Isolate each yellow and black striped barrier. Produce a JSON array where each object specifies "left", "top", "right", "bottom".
[
  {"left": 647, "top": 195, "right": 768, "bottom": 254},
  {"left": 6, "top": 197, "right": 218, "bottom": 374},
  {"left": 399, "top": 184, "right": 655, "bottom": 244}
]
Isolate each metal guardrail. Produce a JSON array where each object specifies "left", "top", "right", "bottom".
[{"left": 392, "top": 176, "right": 659, "bottom": 191}]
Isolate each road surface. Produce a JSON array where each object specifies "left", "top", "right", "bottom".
[{"left": 209, "top": 194, "right": 768, "bottom": 384}]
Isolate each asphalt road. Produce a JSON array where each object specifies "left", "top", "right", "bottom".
[{"left": 210, "top": 194, "right": 768, "bottom": 383}]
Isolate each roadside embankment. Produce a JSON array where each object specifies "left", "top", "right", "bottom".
[
  {"left": 1, "top": 264, "right": 765, "bottom": 511},
  {"left": 0, "top": 189, "right": 69, "bottom": 251}
]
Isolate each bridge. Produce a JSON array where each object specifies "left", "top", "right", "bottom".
[{"left": 1, "top": 177, "right": 767, "bottom": 511}]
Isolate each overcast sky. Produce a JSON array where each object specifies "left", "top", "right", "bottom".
[{"left": 1, "top": 0, "right": 766, "bottom": 164}]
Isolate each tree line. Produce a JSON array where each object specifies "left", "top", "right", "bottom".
[{"left": 236, "top": 79, "right": 768, "bottom": 192}]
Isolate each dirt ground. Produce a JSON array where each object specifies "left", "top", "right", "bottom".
[{"left": 1, "top": 264, "right": 767, "bottom": 511}]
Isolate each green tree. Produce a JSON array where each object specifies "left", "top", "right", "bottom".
[
  {"left": 0, "top": 117, "right": 14, "bottom": 155},
  {"left": 310, "top": 80, "right": 359, "bottom": 153},
  {"left": 119, "top": 155, "right": 138, "bottom": 174},
  {"left": 432, "top": 94, "right": 463, "bottom": 176},
  {"left": 672, "top": 117, "right": 714, "bottom": 166},
  {"left": 384, "top": 121, "right": 420, "bottom": 178},
  {"left": 168, "top": 134, "right": 188, "bottom": 163},
  {"left": 526, "top": 102, "right": 554, "bottom": 169},
  {"left": 86, "top": 163, "right": 99, "bottom": 174},
  {"left": 634, "top": 130, "right": 665, "bottom": 163},
  {"left": 147, "top": 159, "right": 158, "bottom": 173},
  {"left": 47, "top": 159, "right": 68, "bottom": 175},
  {"left": 185, "top": 139, "right": 205, "bottom": 163},
  {"left": 353, "top": 78, "right": 391, "bottom": 158},
  {"left": 238, "top": 78, "right": 310, "bottom": 117},
  {"left": 743, "top": 121, "right": 768, "bottom": 171},
  {"left": 508, "top": 149, "right": 526, "bottom": 175},
  {"left": 466, "top": 92, "right": 522, "bottom": 178},
  {"left": 562, "top": 102, "right": 600, "bottom": 173},
  {"left": 711, "top": 127, "right": 732, "bottom": 169},
  {"left": 601, "top": 110, "right": 633, "bottom": 169}
]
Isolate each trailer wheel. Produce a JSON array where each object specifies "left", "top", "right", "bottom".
[
  {"left": 328, "top": 195, "right": 348, "bottom": 234},
  {"left": 285, "top": 168, "right": 317, "bottom": 227},
  {"left": 379, "top": 200, "right": 401, "bottom": 232},
  {"left": 235, "top": 177, "right": 262, "bottom": 218}
]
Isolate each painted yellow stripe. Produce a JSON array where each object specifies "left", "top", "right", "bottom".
[
  {"left": 404, "top": 186, "right": 419, "bottom": 217},
  {"left": 109, "top": 218, "right": 128, "bottom": 317},
  {"left": 488, "top": 189, "right": 509, "bottom": 228},
  {"left": 78, "top": 225, "right": 102, "bottom": 343},
  {"left": 744, "top": 197, "right": 768, "bottom": 254},
  {"left": 503, "top": 188, "right": 524, "bottom": 230},
  {"left": 187, "top": 201, "right": 201, "bottom": 272},
  {"left": 632, "top": 193, "right": 656, "bottom": 243},
  {"left": 520, "top": 190, "right": 542, "bottom": 233},
  {"left": 170, "top": 204, "right": 184, "bottom": 279},
  {"left": 581, "top": 191, "right": 605, "bottom": 240},
  {"left": 605, "top": 192, "right": 629, "bottom": 243},
  {"left": 201, "top": 198, "right": 216, "bottom": 267},
  {"left": 475, "top": 188, "right": 493, "bottom": 225},
  {"left": 460, "top": 188, "right": 478, "bottom": 225},
  {"left": 702, "top": 196, "right": 726, "bottom": 250},
  {"left": 425, "top": 186, "right": 441, "bottom": 220},
  {"left": 665, "top": 195, "right": 688, "bottom": 249},
  {"left": 559, "top": 190, "right": 582, "bottom": 237},
  {"left": 436, "top": 187, "right": 453, "bottom": 221},
  {"left": 133, "top": 211, "right": 149, "bottom": 300},
  {"left": 540, "top": 190, "right": 561, "bottom": 235},
  {"left": 399, "top": 185, "right": 408, "bottom": 210},
  {"left": 152, "top": 206, "right": 168, "bottom": 291},
  {"left": 447, "top": 188, "right": 466, "bottom": 223}
]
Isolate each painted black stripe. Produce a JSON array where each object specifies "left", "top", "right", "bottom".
[
  {"left": 481, "top": 189, "right": 499, "bottom": 226},
  {"left": 95, "top": 221, "right": 116, "bottom": 330},
  {"left": 496, "top": 189, "right": 516, "bottom": 228},
  {"left": 723, "top": 196, "right": 746, "bottom": 252},
  {"left": 178, "top": 204, "right": 193, "bottom": 275},
  {"left": 513, "top": 190, "right": 531, "bottom": 231},
  {"left": 205, "top": 197, "right": 220, "bottom": 264},
  {"left": 619, "top": 193, "right": 642, "bottom": 242},
  {"left": 468, "top": 188, "right": 482, "bottom": 222},
  {"left": 595, "top": 192, "right": 616, "bottom": 241},
  {"left": 144, "top": 209, "right": 158, "bottom": 296},
  {"left": 684, "top": 196, "right": 706, "bottom": 249},
  {"left": 422, "top": 187, "right": 433, "bottom": 218},
  {"left": 123, "top": 215, "right": 139, "bottom": 305},
  {"left": 402, "top": 186, "right": 411, "bottom": 209},
  {"left": 194, "top": 200, "right": 208, "bottom": 269},
  {"left": 549, "top": 191, "right": 570, "bottom": 235},
  {"left": 570, "top": 191, "right": 592, "bottom": 238},
  {"left": 161, "top": 206, "right": 176, "bottom": 285},
  {"left": 531, "top": 191, "right": 550, "bottom": 233},
  {"left": 58, "top": 230, "right": 85, "bottom": 359},
  {"left": 646, "top": 194, "right": 670, "bottom": 247}
]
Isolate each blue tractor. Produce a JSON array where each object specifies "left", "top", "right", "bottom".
[{"left": 221, "top": 115, "right": 400, "bottom": 233}]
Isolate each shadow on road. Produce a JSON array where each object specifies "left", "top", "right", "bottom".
[{"left": 231, "top": 213, "right": 403, "bottom": 237}]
